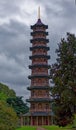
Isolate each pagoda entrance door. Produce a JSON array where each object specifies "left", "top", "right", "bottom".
[
  {"left": 45, "top": 117, "right": 48, "bottom": 125},
  {"left": 32, "top": 117, "right": 36, "bottom": 125},
  {"left": 38, "top": 117, "right": 42, "bottom": 125}
]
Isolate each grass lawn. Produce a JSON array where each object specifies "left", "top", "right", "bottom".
[
  {"left": 15, "top": 125, "right": 73, "bottom": 130},
  {"left": 16, "top": 126, "right": 37, "bottom": 130},
  {"left": 43, "top": 125, "right": 72, "bottom": 130}
]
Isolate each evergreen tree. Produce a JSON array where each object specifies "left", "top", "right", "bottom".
[
  {"left": 7, "top": 96, "right": 29, "bottom": 116},
  {"left": 50, "top": 33, "right": 76, "bottom": 126}
]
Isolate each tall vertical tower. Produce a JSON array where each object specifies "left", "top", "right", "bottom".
[{"left": 27, "top": 8, "right": 51, "bottom": 125}]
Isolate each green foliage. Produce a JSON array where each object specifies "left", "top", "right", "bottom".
[
  {"left": 0, "top": 101, "right": 18, "bottom": 130},
  {"left": 0, "top": 83, "right": 16, "bottom": 101},
  {"left": 72, "top": 115, "right": 76, "bottom": 128},
  {"left": 7, "top": 96, "right": 29, "bottom": 115},
  {"left": 50, "top": 33, "right": 76, "bottom": 126},
  {"left": 0, "top": 92, "right": 7, "bottom": 100},
  {"left": 0, "top": 83, "right": 18, "bottom": 129}
]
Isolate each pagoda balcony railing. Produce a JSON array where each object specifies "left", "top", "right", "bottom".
[
  {"left": 30, "top": 96, "right": 51, "bottom": 98},
  {"left": 33, "top": 36, "right": 46, "bottom": 39},
  {"left": 33, "top": 29, "right": 46, "bottom": 31},
  {"left": 32, "top": 52, "right": 47, "bottom": 55},
  {"left": 31, "top": 83, "right": 49, "bottom": 86},
  {"left": 32, "top": 72, "right": 48, "bottom": 75},
  {"left": 30, "top": 109, "right": 51, "bottom": 112},
  {"left": 32, "top": 62, "right": 48, "bottom": 65},
  {"left": 32, "top": 44, "right": 47, "bottom": 47}
]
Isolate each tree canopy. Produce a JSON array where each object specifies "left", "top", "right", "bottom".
[
  {"left": 50, "top": 33, "right": 76, "bottom": 126},
  {"left": 0, "top": 101, "right": 18, "bottom": 130},
  {"left": 7, "top": 96, "right": 29, "bottom": 116},
  {"left": 0, "top": 83, "right": 18, "bottom": 129},
  {"left": 0, "top": 83, "right": 16, "bottom": 101}
]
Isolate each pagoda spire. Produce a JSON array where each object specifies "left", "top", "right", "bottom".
[{"left": 38, "top": 6, "right": 40, "bottom": 19}]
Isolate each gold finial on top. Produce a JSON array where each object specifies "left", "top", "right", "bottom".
[{"left": 38, "top": 6, "right": 40, "bottom": 19}]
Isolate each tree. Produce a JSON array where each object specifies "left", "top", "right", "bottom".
[
  {"left": 50, "top": 33, "right": 76, "bottom": 126},
  {"left": 0, "top": 101, "right": 18, "bottom": 130},
  {"left": 0, "top": 83, "right": 16, "bottom": 101},
  {"left": 7, "top": 96, "right": 29, "bottom": 116}
]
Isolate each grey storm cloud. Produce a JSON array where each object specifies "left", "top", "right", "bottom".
[
  {"left": 0, "top": 19, "right": 30, "bottom": 99},
  {"left": 0, "top": 0, "right": 22, "bottom": 17},
  {"left": 0, "top": 0, "right": 76, "bottom": 100}
]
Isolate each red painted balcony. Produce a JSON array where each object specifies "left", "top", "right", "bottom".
[
  {"left": 32, "top": 43, "right": 47, "bottom": 47},
  {"left": 30, "top": 95, "right": 51, "bottom": 99},
  {"left": 32, "top": 72, "right": 48, "bottom": 75},
  {"left": 32, "top": 61, "right": 47, "bottom": 64},
  {"left": 32, "top": 52, "right": 47, "bottom": 55},
  {"left": 33, "top": 28, "right": 46, "bottom": 32},
  {"left": 33, "top": 35, "right": 46, "bottom": 39},
  {"left": 30, "top": 109, "right": 51, "bottom": 112},
  {"left": 31, "top": 83, "right": 49, "bottom": 86}
]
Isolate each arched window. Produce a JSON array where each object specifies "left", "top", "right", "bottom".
[
  {"left": 38, "top": 79, "right": 41, "bottom": 83},
  {"left": 32, "top": 104, "right": 35, "bottom": 109},
  {"left": 38, "top": 103, "right": 42, "bottom": 109},
  {"left": 46, "top": 90, "right": 48, "bottom": 96},
  {"left": 46, "top": 104, "right": 48, "bottom": 110},
  {"left": 38, "top": 90, "right": 42, "bottom": 96}
]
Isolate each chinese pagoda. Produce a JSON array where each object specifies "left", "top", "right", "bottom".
[{"left": 27, "top": 7, "right": 51, "bottom": 125}]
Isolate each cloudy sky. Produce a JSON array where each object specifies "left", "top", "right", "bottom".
[{"left": 0, "top": 0, "right": 76, "bottom": 101}]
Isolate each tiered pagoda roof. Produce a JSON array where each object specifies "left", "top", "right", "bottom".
[
  {"left": 31, "top": 19, "right": 48, "bottom": 29},
  {"left": 29, "top": 64, "right": 50, "bottom": 69},
  {"left": 30, "top": 46, "right": 50, "bottom": 51},
  {"left": 27, "top": 86, "right": 51, "bottom": 90},
  {"left": 26, "top": 98, "right": 51, "bottom": 102}
]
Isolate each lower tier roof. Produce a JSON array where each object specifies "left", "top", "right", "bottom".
[
  {"left": 28, "top": 74, "right": 50, "bottom": 79},
  {"left": 30, "top": 46, "right": 50, "bottom": 51},
  {"left": 31, "top": 31, "right": 48, "bottom": 36},
  {"left": 29, "top": 55, "right": 50, "bottom": 59},
  {"left": 31, "top": 111, "right": 51, "bottom": 116},
  {"left": 30, "top": 38, "right": 49, "bottom": 43},
  {"left": 29, "top": 64, "right": 50, "bottom": 69},
  {"left": 22, "top": 111, "right": 54, "bottom": 117},
  {"left": 27, "top": 86, "right": 51, "bottom": 90},
  {"left": 26, "top": 98, "right": 51, "bottom": 102}
]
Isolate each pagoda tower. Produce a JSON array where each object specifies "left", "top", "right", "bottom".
[{"left": 27, "top": 8, "right": 51, "bottom": 125}]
